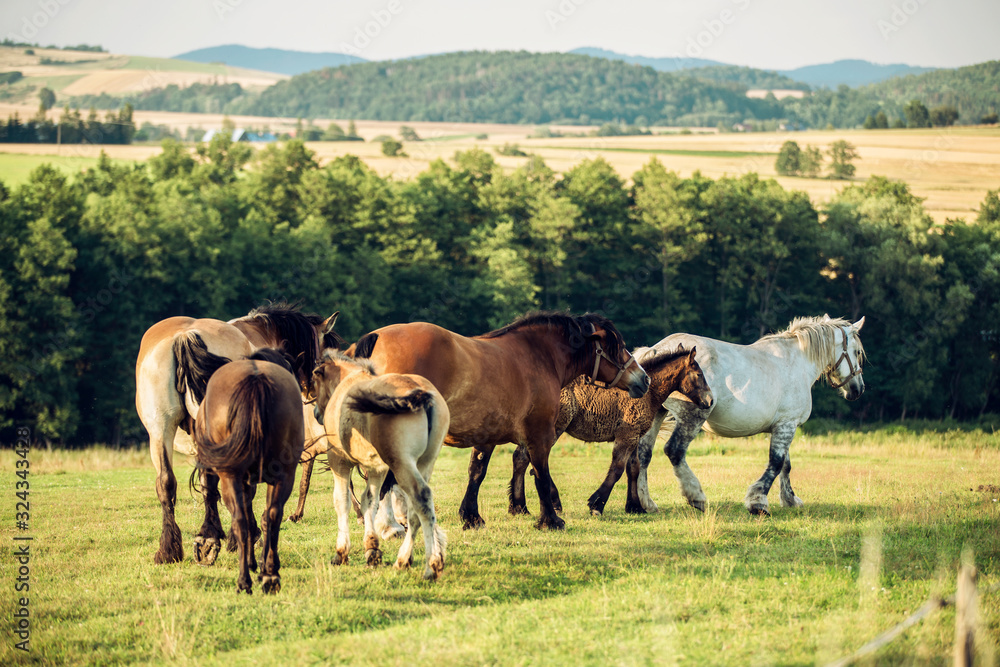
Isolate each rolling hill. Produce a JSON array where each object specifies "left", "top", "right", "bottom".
[{"left": 173, "top": 45, "right": 366, "bottom": 76}]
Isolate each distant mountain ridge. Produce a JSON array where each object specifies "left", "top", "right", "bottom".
[
  {"left": 570, "top": 47, "right": 939, "bottom": 88},
  {"left": 172, "top": 44, "right": 365, "bottom": 76}
]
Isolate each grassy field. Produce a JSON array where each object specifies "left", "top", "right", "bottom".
[{"left": 1, "top": 428, "right": 998, "bottom": 665}]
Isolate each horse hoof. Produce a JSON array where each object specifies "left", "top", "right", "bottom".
[
  {"left": 394, "top": 557, "right": 412, "bottom": 571},
  {"left": 331, "top": 552, "right": 348, "bottom": 566},
  {"left": 749, "top": 505, "right": 771, "bottom": 517},
  {"left": 288, "top": 512, "right": 303, "bottom": 523},
  {"left": 590, "top": 508, "right": 603, "bottom": 517},
  {"left": 624, "top": 503, "right": 647, "bottom": 515},
  {"left": 462, "top": 516, "right": 486, "bottom": 531},
  {"left": 508, "top": 504, "right": 531, "bottom": 516},
  {"left": 536, "top": 515, "right": 565, "bottom": 530},
  {"left": 781, "top": 495, "right": 804, "bottom": 508},
  {"left": 689, "top": 499, "right": 706, "bottom": 513},
  {"left": 261, "top": 575, "right": 281, "bottom": 594},
  {"left": 366, "top": 549, "right": 383, "bottom": 567},
  {"left": 193, "top": 536, "right": 221, "bottom": 566},
  {"left": 423, "top": 555, "right": 444, "bottom": 580}
]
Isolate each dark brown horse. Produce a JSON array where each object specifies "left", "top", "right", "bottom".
[
  {"left": 193, "top": 348, "right": 304, "bottom": 594},
  {"left": 135, "top": 301, "right": 339, "bottom": 564},
  {"left": 509, "top": 345, "right": 714, "bottom": 517},
  {"left": 347, "top": 312, "right": 649, "bottom": 530}
]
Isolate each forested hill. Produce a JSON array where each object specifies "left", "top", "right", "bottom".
[
  {"left": 238, "top": 50, "right": 781, "bottom": 126},
  {"left": 862, "top": 60, "right": 1000, "bottom": 122}
]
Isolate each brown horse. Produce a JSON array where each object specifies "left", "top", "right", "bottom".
[
  {"left": 194, "top": 348, "right": 304, "bottom": 594},
  {"left": 135, "top": 301, "right": 339, "bottom": 564},
  {"left": 347, "top": 311, "right": 650, "bottom": 530},
  {"left": 312, "top": 351, "right": 450, "bottom": 579},
  {"left": 509, "top": 346, "right": 714, "bottom": 517}
]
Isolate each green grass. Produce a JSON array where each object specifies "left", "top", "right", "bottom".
[
  {"left": 1, "top": 430, "right": 998, "bottom": 665},
  {"left": 124, "top": 57, "right": 229, "bottom": 75},
  {"left": 535, "top": 145, "right": 777, "bottom": 158},
  {"left": 0, "top": 152, "right": 120, "bottom": 187}
]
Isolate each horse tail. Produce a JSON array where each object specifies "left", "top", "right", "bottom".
[
  {"left": 196, "top": 373, "right": 276, "bottom": 476},
  {"left": 352, "top": 332, "right": 379, "bottom": 359},
  {"left": 173, "top": 332, "right": 231, "bottom": 406},
  {"left": 347, "top": 387, "right": 434, "bottom": 416}
]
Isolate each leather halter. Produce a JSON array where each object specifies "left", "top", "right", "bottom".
[
  {"left": 828, "top": 327, "right": 862, "bottom": 389},
  {"left": 586, "top": 339, "right": 634, "bottom": 390}
]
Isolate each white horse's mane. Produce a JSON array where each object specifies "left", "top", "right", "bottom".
[{"left": 758, "top": 316, "right": 865, "bottom": 369}]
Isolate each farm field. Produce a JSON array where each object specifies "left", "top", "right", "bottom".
[
  {"left": 1, "top": 429, "right": 998, "bottom": 665},
  {"left": 1, "top": 104, "right": 997, "bottom": 223}
]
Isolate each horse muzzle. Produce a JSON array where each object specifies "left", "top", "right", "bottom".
[
  {"left": 843, "top": 378, "right": 865, "bottom": 401},
  {"left": 626, "top": 369, "right": 651, "bottom": 398}
]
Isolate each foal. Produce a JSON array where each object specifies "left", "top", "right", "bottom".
[
  {"left": 312, "top": 351, "right": 449, "bottom": 580},
  {"left": 194, "top": 348, "right": 303, "bottom": 594},
  {"left": 509, "top": 346, "right": 713, "bottom": 516}
]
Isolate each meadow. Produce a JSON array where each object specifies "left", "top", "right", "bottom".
[{"left": 1, "top": 427, "right": 998, "bottom": 665}]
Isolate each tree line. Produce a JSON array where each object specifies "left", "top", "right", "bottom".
[
  {"left": 63, "top": 52, "right": 1000, "bottom": 130},
  {"left": 0, "top": 104, "right": 136, "bottom": 144},
  {"left": 2, "top": 136, "right": 999, "bottom": 446}
]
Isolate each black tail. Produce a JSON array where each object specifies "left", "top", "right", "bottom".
[
  {"left": 173, "top": 332, "right": 231, "bottom": 406},
  {"left": 196, "top": 373, "right": 276, "bottom": 476},
  {"left": 348, "top": 388, "right": 434, "bottom": 415},
  {"left": 353, "top": 332, "right": 379, "bottom": 359},
  {"left": 248, "top": 347, "right": 295, "bottom": 374}
]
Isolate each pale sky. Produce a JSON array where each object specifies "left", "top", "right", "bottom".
[{"left": 2, "top": 0, "right": 998, "bottom": 70}]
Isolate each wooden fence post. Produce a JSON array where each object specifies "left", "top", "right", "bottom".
[{"left": 953, "top": 549, "right": 977, "bottom": 667}]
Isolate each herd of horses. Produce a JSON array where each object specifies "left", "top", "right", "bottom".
[{"left": 134, "top": 303, "right": 866, "bottom": 593}]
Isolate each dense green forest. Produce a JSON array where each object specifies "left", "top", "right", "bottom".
[
  {"left": 2, "top": 136, "right": 999, "bottom": 446},
  {"left": 65, "top": 52, "right": 1000, "bottom": 129}
]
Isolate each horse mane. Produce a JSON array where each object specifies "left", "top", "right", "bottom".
[
  {"left": 238, "top": 300, "right": 344, "bottom": 383},
  {"left": 248, "top": 347, "right": 295, "bottom": 374},
  {"left": 758, "top": 316, "right": 865, "bottom": 368},
  {"left": 320, "top": 348, "right": 378, "bottom": 377},
  {"left": 634, "top": 345, "right": 690, "bottom": 374},
  {"left": 480, "top": 311, "right": 628, "bottom": 367}
]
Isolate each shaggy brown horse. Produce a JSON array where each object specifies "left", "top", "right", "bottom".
[
  {"left": 508, "top": 346, "right": 714, "bottom": 517},
  {"left": 347, "top": 312, "right": 650, "bottom": 530},
  {"left": 194, "top": 348, "right": 303, "bottom": 594},
  {"left": 312, "top": 351, "right": 449, "bottom": 579},
  {"left": 135, "top": 302, "right": 339, "bottom": 564}
]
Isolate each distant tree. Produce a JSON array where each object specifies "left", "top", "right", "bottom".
[
  {"left": 38, "top": 87, "right": 55, "bottom": 112},
  {"left": 875, "top": 110, "right": 889, "bottom": 129},
  {"left": 399, "top": 125, "right": 420, "bottom": 141},
  {"left": 891, "top": 117, "right": 906, "bottom": 128},
  {"left": 775, "top": 141, "right": 801, "bottom": 176},
  {"left": 800, "top": 146, "right": 823, "bottom": 178},
  {"left": 381, "top": 138, "right": 405, "bottom": 157},
  {"left": 981, "top": 112, "right": 999, "bottom": 125},
  {"left": 347, "top": 120, "right": 359, "bottom": 138},
  {"left": 930, "top": 105, "right": 959, "bottom": 127},
  {"left": 863, "top": 114, "right": 876, "bottom": 129},
  {"left": 904, "top": 100, "right": 931, "bottom": 128},
  {"left": 323, "top": 123, "right": 345, "bottom": 140},
  {"left": 828, "top": 140, "right": 858, "bottom": 179},
  {"left": 496, "top": 143, "right": 527, "bottom": 157}
]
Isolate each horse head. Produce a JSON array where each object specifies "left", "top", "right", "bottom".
[
  {"left": 678, "top": 347, "right": 714, "bottom": 409},
  {"left": 581, "top": 316, "right": 650, "bottom": 398},
  {"left": 826, "top": 316, "right": 866, "bottom": 401},
  {"left": 311, "top": 349, "right": 369, "bottom": 425}
]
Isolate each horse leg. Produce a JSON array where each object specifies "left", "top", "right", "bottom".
[
  {"left": 524, "top": 434, "right": 564, "bottom": 530},
  {"left": 745, "top": 422, "right": 797, "bottom": 516},
  {"left": 624, "top": 427, "right": 659, "bottom": 514},
  {"left": 508, "top": 444, "right": 531, "bottom": 516},
  {"left": 459, "top": 444, "right": 496, "bottom": 530},
  {"left": 149, "top": 429, "right": 184, "bottom": 564},
  {"left": 219, "top": 474, "right": 252, "bottom": 594},
  {"left": 361, "top": 472, "right": 387, "bottom": 567},
  {"left": 391, "top": 486, "right": 409, "bottom": 526},
  {"left": 663, "top": 404, "right": 709, "bottom": 512},
  {"left": 375, "top": 484, "right": 406, "bottom": 541},
  {"left": 288, "top": 455, "right": 315, "bottom": 523},
  {"left": 588, "top": 432, "right": 640, "bottom": 516},
  {"left": 259, "top": 475, "right": 293, "bottom": 594},
  {"left": 194, "top": 471, "right": 225, "bottom": 565},
  {"left": 329, "top": 457, "right": 353, "bottom": 566},
  {"left": 393, "top": 462, "right": 446, "bottom": 580},
  {"left": 779, "top": 452, "right": 804, "bottom": 508}
]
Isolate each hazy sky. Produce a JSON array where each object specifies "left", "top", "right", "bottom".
[{"left": 3, "top": 0, "right": 998, "bottom": 70}]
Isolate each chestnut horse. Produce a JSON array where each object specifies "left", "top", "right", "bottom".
[
  {"left": 135, "top": 302, "right": 339, "bottom": 564},
  {"left": 509, "top": 345, "right": 714, "bottom": 517},
  {"left": 312, "top": 351, "right": 449, "bottom": 580},
  {"left": 194, "top": 348, "right": 303, "bottom": 594},
  {"left": 349, "top": 311, "right": 650, "bottom": 530}
]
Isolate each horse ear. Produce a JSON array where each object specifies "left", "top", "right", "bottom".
[
  {"left": 584, "top": 322, "right": 600, "bottom": 339},
  {"left": 322, "top": 312, "right": 339, "bottom": 335},
  {"left": 688, "top": 346, "right": 698, "bottom": 362},
  {"left": 822, "top": 313, "right": 831, "bottom": 321},
  {"left": 853, "top": 316, "right": 865, "bottom": 332}
]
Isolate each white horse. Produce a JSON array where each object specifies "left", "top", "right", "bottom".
[{"left": 631, "top": 315, "right": 866, "bottom": 516}]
